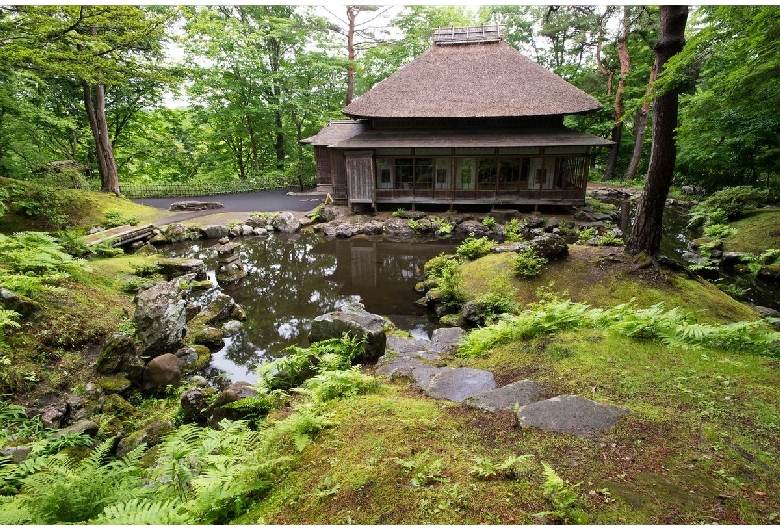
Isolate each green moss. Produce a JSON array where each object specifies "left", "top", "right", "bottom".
[
  {"left": 723, "top": 210, "right": 780, "bottom": 254},
  {"left": 96, "top": 375, "right": 132, "bottom": 395}
]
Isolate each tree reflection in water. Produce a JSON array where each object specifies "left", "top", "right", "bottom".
[{"left": 160, "top": 232, "right": 457, "bottom": 382}]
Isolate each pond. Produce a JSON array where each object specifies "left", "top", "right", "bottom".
[{"left": 162, "top": 232, "right": 457, "bottom": 383}]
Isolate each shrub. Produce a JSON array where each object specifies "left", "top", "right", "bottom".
[
  {"left": 688, "top": 186, "right": 769, "bottom": 228},
  {"left": 407, "top": 219, "right": 421, "bottom": 232},
  {"left": 424, "top": 253, "right": 459, "bottom": 279},
  {"left": 437, "top": 259, "right": 466, "bottom": 307},
  {"left": 512, "top": 248, "right": 547, "bottom": 278},
  {"left": 429, "top": 217, "right": 453, "bottom": 236},
  {"left": 576, "top": 227, "right": 596, "bottom": 243},
  {"left": 456, "top": 235, "right": 494, "bottom": 260},
  {"left": 702, "top": 224, "right": 736, "bottom": 239},
  {"left": 103, "top": 209, "right": 139, "bottom": 228},
  {"left": 503, "top": 218, "right": 524, "bottom": 243},
  {"left": 482, "top": 216, "right": 496, "bottom": 230},
  {"left": 597, "top": 232, "right": 624, "bottom": 246}
]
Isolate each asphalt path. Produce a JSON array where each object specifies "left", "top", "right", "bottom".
[{"left": 131, "top": 189, "right": 325, "bottom": 213}]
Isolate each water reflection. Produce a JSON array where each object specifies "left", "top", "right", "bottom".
[{"left": 161, "top": 232, "right": 456, "bottom": 382}]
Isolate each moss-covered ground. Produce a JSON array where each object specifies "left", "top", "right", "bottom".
[
  {"left": 2, "top": 181, "right": 779, "bottom": 524},
  {"left": 722, "top": 209, "right": 780, "bottom": 254}
]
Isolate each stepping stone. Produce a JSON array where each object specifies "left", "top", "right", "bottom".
[
  {"left": 463, "top": 379, "right": 543, "bottom": 412},
  {"left": 431, "top": 327, "right": 465, "bottom": 350},
  {"left": 386, "top": 336, "right": 447, "bottom": 357},
  {"left": 425, "top": 367, "right": 496, "bottom": 403},
  {"left": 516, "top": 395, "right": 630, "bottom": 437}
]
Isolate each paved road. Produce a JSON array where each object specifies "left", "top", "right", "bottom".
[{"left": 131, "top": 189, "right": 325, "bottom": 213}]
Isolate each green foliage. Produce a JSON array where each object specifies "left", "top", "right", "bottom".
[
  {"left": 503, "top": 218, "right": 524, "bottom": 243},
  {"left": 577, "top": 226, "right": 597, "bottom": 243},
  {"left": 55, "top": 230, "right": 90, "bottom": 258},
  {"left": 407, "top": 218, "right": 422, "bottom": 232},
  {"left": 436, "top": 258, "right": 467, "bottom": 307},
  {"left": 423, "top": 253, "right": 459, "bottom": 279},
  {"left": 394, "top": 450, "right": 450, "bottom": 487},
  {"left": 392, "top": 208, "right": 404, "bottom": 218},
  {"left": 482, "top": 216, "right": 496, "bottom": 230},
  {"left": 0, "top": 438, "right": 146, "bottom": 524},
  {"left": 0, "top": 309, "right": 20, "bottom": 348},
  {"left": 512, "top": 248, "right": 547, "bottom": 278},
  {"left": 256, "top": 334, "right": 365, "bottom": 391},
  {"left": 103, "top": 209, "right": 140, "bottom": 228},
  {"left": 688, "top": 186, "right": 769, "bottom": 228},
  {"left": 0, "top": 232, "right": 89, "bottom": 276},
  {"left": 456, "top": 235, "right": 494, "bottom": 260},
  {"left": 597, "top": 232, "right": 624, "bottom": 246},
  {"left": 429, "top": 217, "right": 453, "bottom": 235},
  {"left": 472, "top": 276, "right": 520, "bottom": 322},
  {"left": 299, "top": 367, "right": 378, "bottom": 403},
  {"left": 585, "top": 197, "right": 616, "bottom": 214},
  {"left": 535, "top": 462, "right": 588, "bottom": 524},
  {"left": 469, "top": 454, "right": 534, "bottom": 480},
  {"left": 458, "top": 297, "right": 780, "bottom": 359},
  {"left": 92, "top": 239, "right": 124, "bottom": 258},
  {"left": 702, "top": 224, "right": 736, "bottom": 239}
]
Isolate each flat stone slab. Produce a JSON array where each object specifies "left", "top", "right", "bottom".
[
  {"left": 431, "top": 327, "right": 465, "bottom": 348},
  {"left": 516, "top": 395, "right": 630, "bottom": 437},
  {"left": 463, "top": 379, "right": 543, "bottom": 412},
  {"left": 425, "top": 368, "right": 496, "bottom": 403},
  {"left": 386, "top": 336, "right": 447, "bottom": 357}
]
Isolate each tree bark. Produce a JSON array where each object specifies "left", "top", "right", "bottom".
[
  {"left": 345, "top": 6, "right": 357, "bottom": 106},
  {"left": 626, "top": 6, "right": 688, "bottom": 257},
  {"left": 602, "top": 7, "right": 631, "bottom": 182},
  {"left": 623, "top": 60, "right": 657, "bottom": 181},
  {"left": 83, "top": 82, "right": 120, "bottom": 196}
]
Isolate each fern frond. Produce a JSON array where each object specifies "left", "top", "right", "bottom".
[{"left": 91, "top": 498, "right": 193, "bottom": 525}]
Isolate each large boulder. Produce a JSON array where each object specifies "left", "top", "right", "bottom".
[
  {"left": 155, "top": 258, "right": 207, "bottom": 280},
  {"left": 142, "top": 353, "right": 182, "bottom": 394},
  {"left": 134, "top": 276, "right": 190, "bottom": 358},
  {"left": 425, "top": 367, "right": 496, "bottom": 403},
  {"left": 96, "top": 333, "right": 144, "bottom": 383},
  {"left": 169, "top": 201, "right": 224, "bottom": 211},
  {"left": 40, "top": 403, "right": 68, "bottom": 429},
  {"left": 455, "top": 219, "right": 492, "bottom": 238},
  {"left": 161, "top": 222, "right": 200, "bottom": 243},
  {"left": 318, "top": 206, "right": 340, "bottom": 223},
  {"left": 54, "top": 419, "right": 99, "bottom": 439},
  {"left": 527, "top": 233, "right": 569, "bottom": 260},
  {"left": 273, "top": 212, "right": 301, "bottom": 233},
  {"left": 382, "top": 217, "right": 412, "bottom": 238},
  {"left": 308, "top": 302, "right": 387, "bottom": 364},
  {"left": 201, "top": 224, "right": 229, "bottom": 239}
]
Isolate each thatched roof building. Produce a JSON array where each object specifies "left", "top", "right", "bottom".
[
  {"left": 341, "top": 41, "right": 601, "bottom": 119},
  {"left": 303, "top": 25, "right": 610, "bottom": 210}
]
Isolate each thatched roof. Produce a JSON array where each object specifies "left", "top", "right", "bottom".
[
  {"left": 300, "top": 120, "right": 367, "bottom": 146},
  {"left": 333, "top": 127, "right": 612, "bottom": 149},
  {"left": 342, "top": 40, "right": 602, "bottom": 119}
]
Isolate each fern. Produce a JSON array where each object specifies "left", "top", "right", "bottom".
[
  {"left": 8, "top": 438, "right": 147, "bottom": 523},
  {"left": 536, "top": 462, "right": 588, "bottom": 524},
  {"left": 91, "top": 498, "right": 193, "bottom": 525}
]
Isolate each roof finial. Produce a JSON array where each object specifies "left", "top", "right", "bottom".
[{"left": 433, "top": 24, "right": 504, "bottom": 45}]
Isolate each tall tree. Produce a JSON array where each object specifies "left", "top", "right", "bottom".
[
  {"left": 623, "top": 59, "right": 657, "bottom": 181},
  {"left": 626, "top": 5, "right": 689, "bottom": 257},
  {"left": 0, "top": 6, "right": 174, "bottom": 195}
]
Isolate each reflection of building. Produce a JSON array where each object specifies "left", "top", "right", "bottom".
[
  {"left": 302, "top": 25, "right": 611, "bottom": 211},
  {"left": 321, "top": 238, "right": 454, "bottom": 315}
]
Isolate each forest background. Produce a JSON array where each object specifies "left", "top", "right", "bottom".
[{"left": 0, "top": 5, "right": 778, "bottom": 196}]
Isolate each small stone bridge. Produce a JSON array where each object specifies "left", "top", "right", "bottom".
[{"left": 83, "top": 224, "right": 155, "bottom": 248}]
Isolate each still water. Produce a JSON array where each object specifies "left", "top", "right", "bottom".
[{"left": 162, "top": 232, "right": 457, "bottom": 382}]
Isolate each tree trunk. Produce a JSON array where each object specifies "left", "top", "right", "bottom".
[
  {"left": 274, "top": 110, "right": 285, "bottom": 171},
  {"left": 623, "top": 60, "right": 657, "bottom": 181},
  {"left": 83, "top": 82, "right": 120, "bottom": 196},
  {"left": 602, "top": 7, "right": 631, "bottom": 182},
  {"left": 247, "top": 117, "right": 260, "bottom": 174},
  {"left": 626, "top": 6, "right": 688, "bottom": 257},
  {"left": 346, "top": 6, "right": 357, "bottom": 106}
]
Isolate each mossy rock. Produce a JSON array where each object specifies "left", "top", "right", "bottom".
[
  {"left": 439, "top": 313, "right": 463, "bottom": 326},
  {"left": 757, "top": 263, "right": 780, "bottom": 281},
  {"left": 188, "top": 326, "right": 225, "bottom": 351},
  {"left": 96, "top": 375, "right": 132, "bottom": 395}
]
